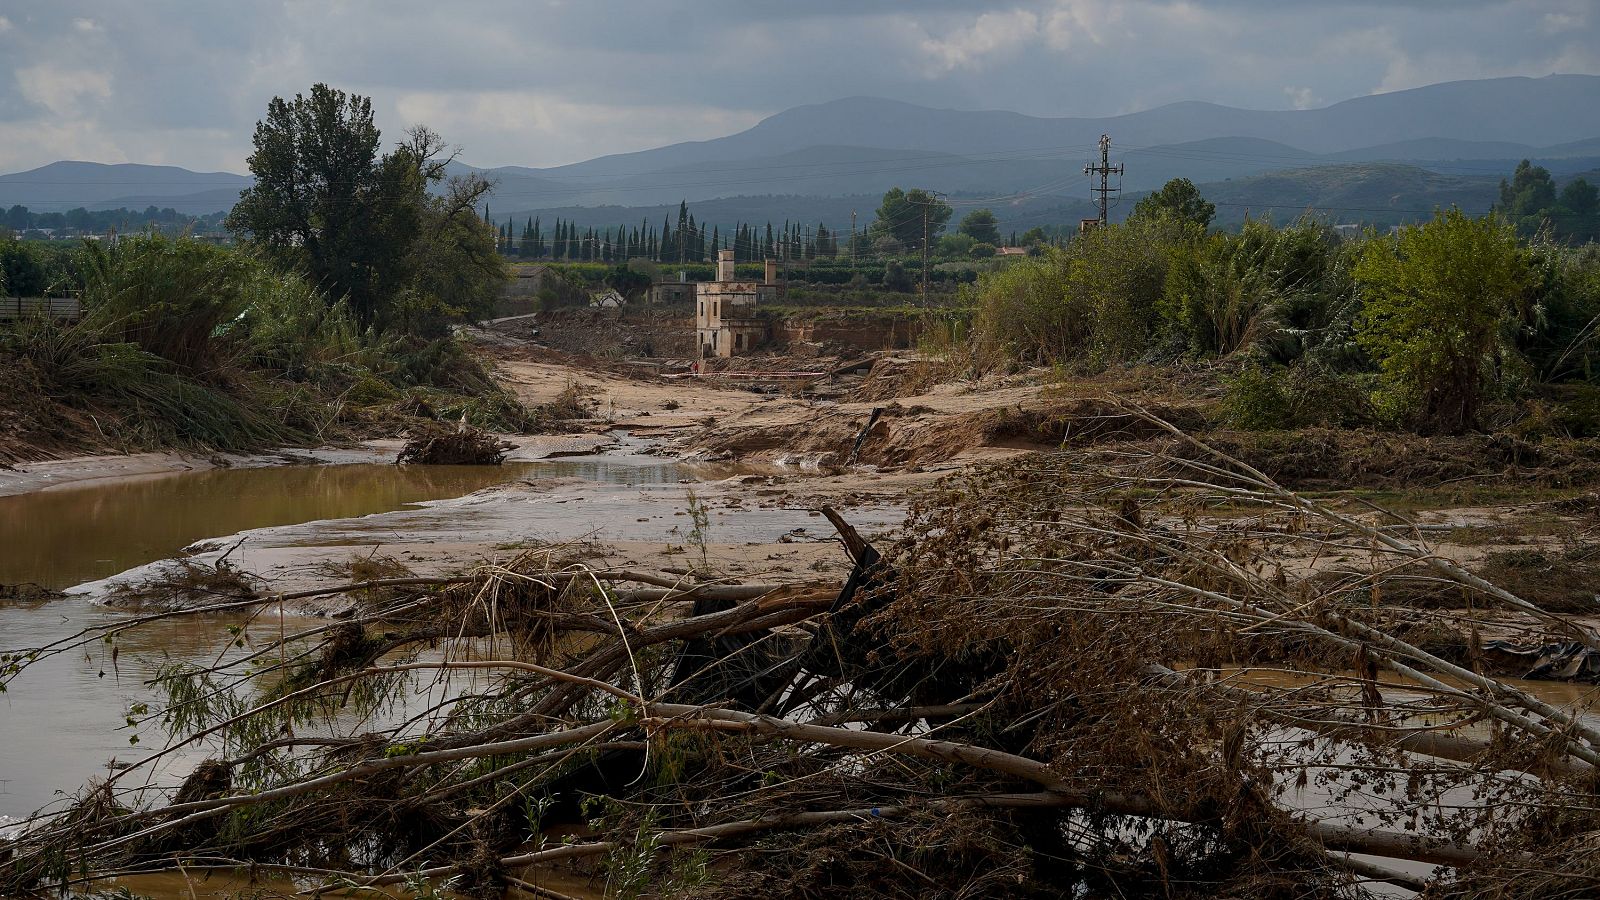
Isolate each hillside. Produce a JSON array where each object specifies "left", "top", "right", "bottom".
[
  {"left": 1194, "top": 164, "right": 1499, "bottom": 227},
  {"left": 0, "top": 162, "right": 250, "bottom": 213},
  {"left": 535, "top": 74, "right": 1600, "bottom": 177}
]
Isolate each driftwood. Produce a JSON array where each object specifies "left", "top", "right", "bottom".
[
  {"left": 6, "top": 424, "right": 1600, "bottom": 898},
  {"left": 396, "top": 422, "right": 515, "bottom": 465}
]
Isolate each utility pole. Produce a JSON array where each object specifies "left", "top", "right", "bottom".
[
  {"left": 1084, "top": 133, "right": 1124, "bottom": 227},
  {"left": 919, "top": 190, "right": 945, "bottom": 304},
  {"left": 850, "top": 210, "right": 857, "bottom": 271}
]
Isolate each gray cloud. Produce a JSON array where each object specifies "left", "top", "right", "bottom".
[{"left": 0, "top": 1, "right": 1594, "bottom": 174}]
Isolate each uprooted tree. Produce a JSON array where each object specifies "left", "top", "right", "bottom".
[{"left": 2, "top": 412, "right": 1599, "bottom": 898}]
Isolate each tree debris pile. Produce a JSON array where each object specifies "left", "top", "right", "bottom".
[
  {"left": 3, "top": 423, "right": 1600, "bottom": 898},
  {"left": 397, "top": 423, "right": 516, "bottom": 465}
]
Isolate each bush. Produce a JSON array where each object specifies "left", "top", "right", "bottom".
[
  {"left": 1222, "top": 365, "right": 1379, "bottom": 431},
  {"left": 79, "top": 234, "right": 253, "bottom": 372},
  {"left": 1354, "top": 209, "right": 1532, "bottom": 433},
  {"left": 972, "top": 248, "right": 1083, "bottom": 365},
  {"left": 969, "top": 242, "right": 996, "bottom": 259}
]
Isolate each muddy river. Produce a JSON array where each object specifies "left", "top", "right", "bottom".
[
  {"left": 0, "top": 458, "right": 687, "bottom": 591},
  {"left": 0, "top": 447, "right": 900, "bottom": 837}
]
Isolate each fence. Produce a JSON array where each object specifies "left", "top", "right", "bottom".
[{"left": 0, "top": 297, "right": 83, "bottom": 321}]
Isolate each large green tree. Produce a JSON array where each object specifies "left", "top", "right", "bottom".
[
  {"left": 1131, "top": 178, "right": 1216, "bottom": 229},
  {"left": 871, "top": 188, "right": 952, "bottom": 248},
  {"left": 226, "top": 85, "right": 496, "bottom": 330}
]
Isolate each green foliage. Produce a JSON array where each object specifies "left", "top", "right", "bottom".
[
  {"left": 79, "top": 234, "right": 253, "bottom": 371},
  {"left": 227, "top": 85, "right": 503, "bottom": 332},
  {"left": 1159, "top": 218, "right": 1356, "bottom": 360},
  {"left": 1222, "top": 365, "right": 1378, "bottom": 430},
  {"left": 1068, "top": 216, "right": 1198, "bottom": 364},
  {"left": 972, "top": 247, "right": 1084, "bottom": 365},
  {"left": 937, "top": 232, "right": 976, "bottom": 257},
  {"left": 1131, "top": 178, "right": 1217, "bottom": 229},
  {"left": 871, "top": 187, "right": 952, "bottom": 247},
  {"left": 0, "top": 235, "right": 76, "bottom": 297},
  {"left": 0, "top": 312, "right": 306, "bottom": 451},
  {"left": 1354, "top": 208, "right": 1531, "bottom": 433},
  {"left": 2, "top": 234, "right": 531, "bottom": 453},
  {"left": 969, "top": 242, "right": 997, "bottom": 259},
  {"left": 227, "top": 85, "right": 403, "bottom": 326},
  {"left": 882, "top": 259, "right": 915, "bottom": 293},
  {"left": 959, "top": 208, "right": 1001, "bottom": 244},
  {"left": 1498, "top": 160, "right": 1600, "bottom": 244}
]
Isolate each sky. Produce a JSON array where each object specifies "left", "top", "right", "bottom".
[{"left": 0, "top": 0, "right": 1595, "bottom": 174}]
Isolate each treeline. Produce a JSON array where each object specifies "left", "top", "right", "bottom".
[
  {"left": 2, "top": 205, "right": 226, "bottom": 237},
  {"left": 971, "top": 203, "right": 1600, "bottom": 436},
  {"left": 489, "top": 200, "right": 842, "bottom": 264},
  {"left": 487, "top": 188, "right": 1065, "bottom": 267}
]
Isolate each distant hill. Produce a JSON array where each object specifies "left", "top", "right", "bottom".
[
  {"left": 531, "top": 74, "right": 1600, "bottom": 178},
  {"left": 4, "top": 75, "right": 1596, "bottom": 229},
  {"left": 0, "top": 162, "right": 250, "bottom": 213}
]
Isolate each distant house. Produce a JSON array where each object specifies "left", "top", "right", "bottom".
[
  {"left": 695, "top": 251, "right": 782, "bottom": 359},
  {"left": 995, "top": 246, "right": 1028, "bottom": 256},
  {"left": 649, "top": 272, "right": 695, "bottom": 305},
  {"left": 590, "top": 289, "right": 625, "bottom": 309}
]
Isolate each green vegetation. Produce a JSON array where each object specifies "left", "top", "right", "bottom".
[
  {"left": 2, "top": 204, "right": 226, "bottom": 240},
  {"left": 1498, "top": 159, "right": 1599, "bottom": 243},
  {"left": 1353, "top": 209, "right": 1529, "bottom": 432},
  {"left": 957, "top": 208, "right": 1001, "bottom": 244},
  {"left": 0, "top": 85, "right": 524, "bottom": 459},
  {"left": 227, "top": 85, "right": 503, "bottom": 332},
  {"left": 1130, "top": 177, "right": 1216, "bottom": 229},
  {"left": 870, "top": 187, "right": 952, "bottom": 249},
  {"left": 971, "top": 206, "right": 1600, "bottom": 436}
]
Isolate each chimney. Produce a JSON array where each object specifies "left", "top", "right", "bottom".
[
  {"left": 764, "top": 259, "right": 778, "bottom": 286},
  {"left": 717, "top": 249, "right": 736, "bottom": 282}
]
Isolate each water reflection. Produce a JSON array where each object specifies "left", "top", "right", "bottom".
[{"left": 0, "top": 460, "right": 683, "bottom": 591}]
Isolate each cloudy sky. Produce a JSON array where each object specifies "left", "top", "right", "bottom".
[{"left": 0, "top": 0, "right": 1595, "bottom": 174}]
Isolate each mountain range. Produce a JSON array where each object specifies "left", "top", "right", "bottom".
[{"left": 2, "top": 74, "right": 1597, "bottom": 229}]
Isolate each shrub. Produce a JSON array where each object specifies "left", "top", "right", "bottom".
[
  {"left": 1354, "top": 209, "right": 1531, "bottom": 433},
  {"left": 1222, "top": 365, "right": 1379, "bottom": 431}
]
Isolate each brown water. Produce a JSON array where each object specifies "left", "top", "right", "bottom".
[
  {"left": 0, "top": 457, "right": 702, "bottom": 817},
  {"left": 0, "top": 459, "right": 691, "bottom": 591}
]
